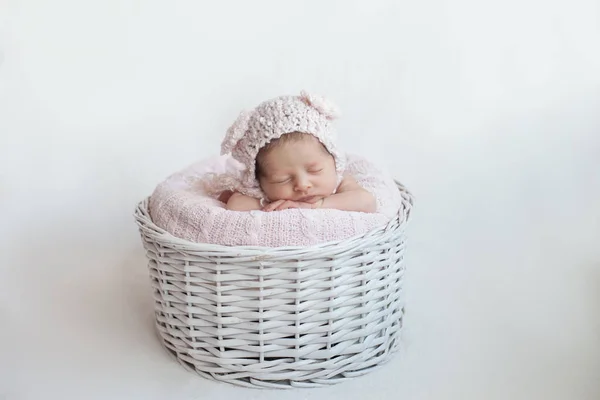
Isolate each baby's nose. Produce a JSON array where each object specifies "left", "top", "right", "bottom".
[{"left": 294, "top": 177, "right": 312, "bottom": 191}]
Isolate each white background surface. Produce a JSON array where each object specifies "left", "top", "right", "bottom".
[{"left": 1, "top": 1, "right": 599, "bottom": 399}]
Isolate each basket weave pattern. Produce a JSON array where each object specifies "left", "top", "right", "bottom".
[{"left": 134, "top": 183, "right": 413, "bottom": 388}]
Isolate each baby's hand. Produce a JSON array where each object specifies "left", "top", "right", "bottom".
[{"left": 262, "top": 199, "right": 314, "bottom": 212}]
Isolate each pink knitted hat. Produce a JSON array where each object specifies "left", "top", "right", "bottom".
[{"left": 211, "top": 91, "right": 346, "bottom": 199}]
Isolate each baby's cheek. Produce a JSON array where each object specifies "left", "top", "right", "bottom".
[
  {"left": 323, "top": 173, "right": 338, "bottom": 189},
  {"left": 263, "top": 185, "right": 286, "bottom": 201}
]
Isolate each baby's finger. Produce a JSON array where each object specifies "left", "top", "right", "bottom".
[
  {"left": 276, "top": 201, "right": 296, "bottom": 211},
  {"left": 263, "top": 199, "right": 284, "bottom": 211},
  {"left": 275, "top": 202, "right": 288, "bottom": 211}
]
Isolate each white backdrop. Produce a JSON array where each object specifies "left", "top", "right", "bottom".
[{"left": 1, "top": 1, "right": 599, "bottom": 399}]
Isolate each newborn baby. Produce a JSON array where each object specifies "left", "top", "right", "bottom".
[{"left": 204, "top": 91, "right": 376, "bottom": 213}]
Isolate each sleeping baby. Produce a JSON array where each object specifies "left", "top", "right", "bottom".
[{"left": 203, "top": 91, "right": 376, "bottom": 213}]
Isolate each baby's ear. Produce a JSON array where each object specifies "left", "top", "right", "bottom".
[
  {"left": 300, "top": 90, "right": 341, "bottom": 120},
  {"left": 221, "top": 110, "right": 251, "bottom": 155}
]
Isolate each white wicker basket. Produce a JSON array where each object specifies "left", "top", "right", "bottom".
[{"left": 134, "top": 182, "right": 413, "bottom": 389}]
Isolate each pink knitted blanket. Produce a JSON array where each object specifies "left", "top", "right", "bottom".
[{"left": 149, "top": 154, "right": 402, "bottom": 247}]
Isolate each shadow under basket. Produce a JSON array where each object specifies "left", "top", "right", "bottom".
[{"left": 133, "top": 181, "right": 413, "bottom": 389}]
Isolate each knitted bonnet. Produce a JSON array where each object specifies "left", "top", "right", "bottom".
[{"left": 210, "top": 91, "right": 346, "bottom": 200}]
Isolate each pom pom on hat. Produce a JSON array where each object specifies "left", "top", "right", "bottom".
[{"left": 300, "top": 90, "right": 341, "bottom": 120}]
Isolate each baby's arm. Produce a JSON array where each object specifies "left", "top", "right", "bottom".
[
  {"left": 317, "top": 176, "right": 377, "bottom": 213},
  {"left": 225, "top": 177, "right": 376, "bottom": 213},
  {"left": 225, "top": 192, "right": 262, "bottom": 211}
]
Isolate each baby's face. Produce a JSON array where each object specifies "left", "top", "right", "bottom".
[{"left": 257, "top": 136, "right": 338, "bottom": 203}]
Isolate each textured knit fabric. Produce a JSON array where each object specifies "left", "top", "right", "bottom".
[
  {"left": 203, "top": 91, "right": 345, "bottom": 200},
  {"left": 148, "top": 154, "right": 403, "bottom": 247}
]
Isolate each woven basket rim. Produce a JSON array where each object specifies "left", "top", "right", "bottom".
[{"left": 134, "top": 180, "right": 413, "bottom": 254}]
